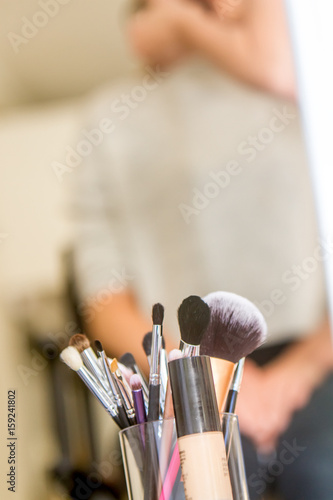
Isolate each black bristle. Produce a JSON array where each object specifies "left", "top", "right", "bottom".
[
  {"left": 200, "top": 291, "right": 267, "bottom": 363},
  {"left": 119, "top": 352, "right": 136, "bottom": 369},
  {"left": 177, "top": 295, "right": 211, "bottom": 346},
  {"left": 142, "top": 331, "right": 152, "bottom": 356},
  {"left": 152, "top": 303, "right": 164, "bottom": 325},
  {"left": 94, "top": 340, "right": 103, "bottom": 352}
]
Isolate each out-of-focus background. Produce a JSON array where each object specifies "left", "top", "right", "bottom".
[
  {"left": 0, "top": 1, "right": 135, "bottom": 498},
  {"left": 1, "top": 1, "right": 333, "bottom": 499}
]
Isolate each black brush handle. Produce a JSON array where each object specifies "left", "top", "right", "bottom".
[
  {"left": 147, "top": 384, "right": 160, "bottom": 422},
  {"left": 224, "top": 389, "right": 238, "bottom": 414},
  {"left": 143, "top": 423, "right": 160, "bottom": 500}
]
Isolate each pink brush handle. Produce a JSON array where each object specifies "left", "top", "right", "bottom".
[{"left": 159, "top": 443, "right": 181, "bottom": 500}]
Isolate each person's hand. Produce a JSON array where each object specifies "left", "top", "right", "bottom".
[
  {"left": 127, "top": 0, "right": 200, "bottom": 67},
  {"left": 237, "top": 322, "right": 333, "bottom": 453},
  {"left": 237, "top": 358, "right": 307, "bottom": 453},
  {"left": 236, "top": 359, "right": 280, "bottom": 453}
]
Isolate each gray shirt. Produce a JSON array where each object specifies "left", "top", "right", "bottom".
[{"left": 70, "top": 60, "right": 326, "bottom": 345}]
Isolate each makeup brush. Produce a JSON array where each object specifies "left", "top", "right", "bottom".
[
  {"left": 69, "top": 334, "right": 110, "bottom": 393},
  {"left": 142, "top": 331, "right": 166, "bottom": 368},
  {"left": 117, "top": 361, "right": 134, "bottom": 385},
  {"left": 222, "top": 357, "right": 245, "bottom": 461},
  {"left": 159, "top": 349, "right": 184, "bottom": 500},
  {"left": 60, "top": 347, "right": 121, "bottom": 427},
  {"left": 110, "top": 359, "right": 136, "bottom": 425},
  {"left": 147, "top": 303, "right": 164, "bottom": 421},
  {"left": 142, "top": 331, "right": 153, "bottom": 368},
  {"left": 159, "top": 333, "right": 168, "bottom": 417},
  {"left": 224, "top": 357, "right": 245, "bottom": 414},
  {"left": 130, "top": 374, "right": 147, "bottom": 426},
  {"left": 119, "top": 352, "right": 149, "bottom": 403},
  {"left": 177, "top": 295, "right": 211, "bottom": 356},
  {"left": 95, "top": 340, "right": 129, "bottom": 428},
  {"left": 110, "top": 358, "right": 133, "bottom": 402},
  {"left": 201, "top": 291, "right": 267, "bottom": 411}
]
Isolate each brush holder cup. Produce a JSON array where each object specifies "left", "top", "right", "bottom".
[{"left": 119, "top": 413, "right": 249, "bottom": 500}]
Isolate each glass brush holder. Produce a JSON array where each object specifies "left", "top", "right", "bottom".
[{"left": 119, "top": 413, "right": 249, "bottom": 500}]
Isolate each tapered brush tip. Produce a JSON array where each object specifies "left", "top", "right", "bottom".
[
  {"left": 152, "top": 303, "right": 164, "bottom": 325},
  {"left": 142, "top": 330, "right": 166, "bottom": 356},
  {"left": 201, "top": 291, "right": 267, "bottom": 363},
  {"left": 94, "top": 340, "right": 103, "bottom": 353},
  {"left": 142, "top": 331, "right": 152, "bottom": 356},
  {"left": 168, "top": 349, "right": 183, "bottom": 362},
  {"left": 177, "top": 295, "right": 211, "bottom": 346},
  {"left": 130, "top": 374, "right": 142, "bottom": 391},
  {"left": 110, "top": 358, "right": 118, "bottom": 373},
  {"left": 60, "top": 346, "right": 83, "bottom": 371},
  {"left": 119, "top": 352, "right": 136, "bottom": 369},
  {"left": 68, "top": 333, "right": 90, "bottom": 353}
]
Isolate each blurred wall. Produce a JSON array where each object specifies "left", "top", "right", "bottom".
[
  {"left": 0, "top": 0, "right": 134, "bottom": 108},
  {"left": 0, "top": 2, "right": 135, "bottom": 498}
]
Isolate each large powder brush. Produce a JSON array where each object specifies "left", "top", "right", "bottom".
[{"left": 201, "top": 291, "right": 267, "bottom": 410}]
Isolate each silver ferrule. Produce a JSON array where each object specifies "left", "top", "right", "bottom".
[
  {"left": 179, "top": 340, "right": 200, "bottom": 357},
  {"left": 115, "top": 367, "right": 133, "bottom": 403},
  {"left": 100, "top": 352, "right": 122, "bottom": 406},
  {"left": 159, "top": 348, "right": 168, "bottom": 413},
  {"left": 113, "top": 374, "right": 136, "bottom": 419},
  {"left": 150, "top": 324, "right": 162, "bottom": 379},
  {"left": 135, "top": 364, "right": 149, "bottom": 399},
  {"left": 149, "top": 373, "right": 160, "bottom": 386},
  {"left": 77, "top": 366, "right": 118, "bottom": 417},
  {"left": 81, "top": 348, "right": 109, "bottom": 393},
  {"left": 231, "top": 357, "right": 245, "bottom": 392}
]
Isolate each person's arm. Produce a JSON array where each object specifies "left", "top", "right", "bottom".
[
  {"left": 82, "top": 290, "right": 153, "bottom": 373},
  {"left": 128, "top": 0, "right": 296, "bottom": 98},
  {"left": 70, "top": 116, "right": 175, "bottom": 369}
]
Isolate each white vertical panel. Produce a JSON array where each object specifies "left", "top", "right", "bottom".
[{"left": 285, "top": 0, "right": 333, "bottom": 333}]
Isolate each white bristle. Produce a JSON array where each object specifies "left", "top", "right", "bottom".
[
  {"left": 118, "top": 362, "right": 134, "bottom": 384},
  {"left": 60, "top": 346, "right": 83, "bottom": 371},
  {"left": 130, "top": 373, "right": 142, "bottom": 391},
  {"left": 168, "top": 349, "right": 183, "bottom": 362}
]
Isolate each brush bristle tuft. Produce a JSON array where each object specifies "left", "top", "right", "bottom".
[
  {"left": 130, "top": 374, "right": 142, "bottom": 391},
  {"left": 110, "top": 358, "right": 118, "bottom": 373},
  {"left": 152, "top": 303, "right": 164, "bottom": 325},
  {"left": 142, "top": 330, "right": 164, "bottom": 356},
  {"left": 177, "top": 295, "right": 211, "bottom": 345},
  {"left": 119, "top": 352, "right": 136, "bottom": 368},
  {"left": 142, "top": 331, "right": 152, "bottom": 356},
  {"left": 69, "top": 333, "right": 90, "bottom": 353},
  {"left": 94, "top": 340, "right": 103, "bottom": 353},
  {"left": 201, "top": 291, "right": 267, "bottom": 362},
  {"left": 60, "top": 346, "right": 83, "bottom": 371},
  {"left": 168, "top": 349, "right": 183, "bottom": 363}
]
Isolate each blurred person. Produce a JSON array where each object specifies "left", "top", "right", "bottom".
[{"left": 69, "top": 0, "right": 333, "bottom": 498}]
